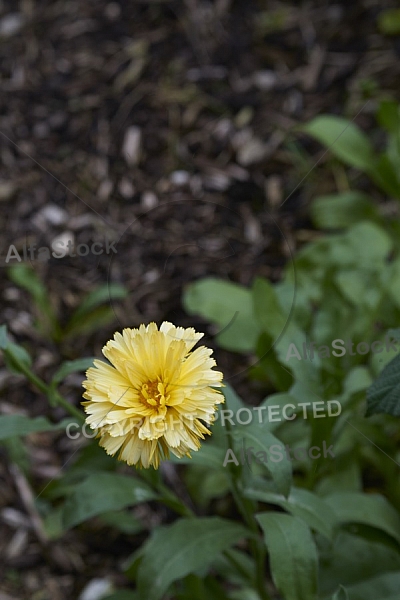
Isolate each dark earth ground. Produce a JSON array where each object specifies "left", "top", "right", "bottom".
[{"left": 1, "top": 0, "right": 400, "bottom": 597}]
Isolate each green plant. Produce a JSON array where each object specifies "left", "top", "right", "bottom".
[{"left": 182, "top": 217, "right": 400, "bottom": 598}]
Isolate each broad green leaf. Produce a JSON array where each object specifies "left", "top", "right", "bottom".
[
  {"left": 252, "top": 277, "right": 288, "bottom": 337},
  {"left": 0, "top": 415, "right": 71, "bottom": 441},
  {"left": 211, "top": 548, "right": 254, "bottom": 585},
  {"left": 229, "top": 589, "right": 260, "bottom": 600},
  {"left": 335, "top": 270, "right": 382, "bottom": 310},
  {"left": 185, "top": 466, "right": 230, "bottom": 506},
  {"left": 324, "top": 492, "right": 400, "bottom": 547},
  {"left": 51, "top": 357, "right": 95, "bottom": 386},
  {"left": 370, "top": 153, "right": 400, "bottom": 198},
  {"left": 136, "top": 517, "right": 249, "bottom": 600},
  {"left": 331, "top": 585, "right": 348, "bottom": 600},
  {"left": 100, "top": 511, "right": 144, "bottom": 535},
  {"left": 311, "top": 192, "right": 379, "bottom": 230},
  {"left": 62, "top": 473, "right": 157, "bottom": 529},
  {"left": 123, "top": 546, "right": 145, "bottom": 580},
  {"left": 232, "top": 427, "right": 292, "bottom": 497},
  {"left": 183, "top": 278, "right": 260, "bottom": 352},
  {"left": 340, "top": 367, "right": 372, "bottom": 401},
  {"left": 388, "top": 327, "right": 400, "bottom": 342},
  {"left": 256, "top": 512, "right": 318, "bottom": 600},
  {"left": 301, "top": 115, "right": 375, "bottom": 171},
  {"left": 344, "top": 572, "right": 400, "bottom": 600},
  {"left": 343, "top": 222, "right": 392, "bottom": 267},
  {"left": 318, "top": 530, "right": 400, "bottom": 595},
  {"left": 245, "top": 485, "right": 336, "bottom": 540},
  {"left": 366, "top": 353, "right": 400, "bottom": 416}
]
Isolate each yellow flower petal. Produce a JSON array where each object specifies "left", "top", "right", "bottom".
[{"left": 82, "top": 322, "right": 224, "bottom": 468}]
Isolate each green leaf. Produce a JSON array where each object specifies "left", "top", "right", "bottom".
[
  {"left": 370, "top": 153, "right": 400, "bottom": 198},
  {"left": 245, "top": 485, "right": 336, "bottom": 540},
  {"left": 332, "top": 586, "right": 349, "bottom": 600},
  {"left": 42, "top": 505, "right": 64, "bottom": 540},
  {"left": 256, "top": 512, "right": 318, "bottom": 600},
  {"left": 387, "top": 327, "right": 400, "bottom": 343},
  {"left": 2, "top": 341, "right": 32, "bottom": 375},
  {"left": 0, "top": 324, "right": 8, "bottom": 349},
  {"left": 378, "top": 100, "right": 400, "bottom": 134},
  {"left": 335, "top": 269, "right": 382, "bottom": 310},
  {"left": 301, "top": 115, "right": 375, "bottom": 171},
  {"left": 318, "top": 530, "right": 400, "bottom": 595},
  {"left": 64, "top": 283, "right": 128, "bottom": 338},
  {"left": 169, "top": 443, "right": 228, "bottom": 469},
  {"left": 232, "top": 427, "right": 292, "bottom": 497},
  {"left": 7, "top": 264, "right": 59, "bottom": 337},
  {"left": 343, "top": 222, "right": 392, "bottom": 267},
  {"left": 136, "top": 517, "right": 249, "bottom": 600},
  {"left": 64, "top": 306, "right": 118, "bottom": 339},
  {"left": 366, "top": 352, "right": 400, "bottom": 416},
  {"left": 0, "top": 415, "right": 71, "bottom": 441},
  {"left": 252, "top": 277, "right": 288, "bottom": 337},
  {"left": 62, "top": 473, "right": 157, "bottom": 529},
  {"left": 324, "top": 492, "right": 400, "bottom": 547},
  {"left": 51, "top": 358, "right": 95, "bottom": 386},
  {"left": 378, "top": 9, "right": 400, "bottom": 35},
  {"left": 311, "top": 192, "right": 380, "bottom": 230},
  {"left": 100, "top": 511, "right": 144, "bottom": 535},
  {"left": 183, "top": 278, "right": 260, "bottom": 352},
  {"left": 344, "top": 572, "right": 400, "bottom": 600},
  {"left": 8, "top": 264, "right": 50, "bottom": 312}
]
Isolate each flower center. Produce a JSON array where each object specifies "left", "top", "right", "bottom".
[{"left": 140, "top": 381, "right": 170, "bottom": 409}]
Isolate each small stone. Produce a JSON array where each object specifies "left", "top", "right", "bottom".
[
  {"left": 79, "top": 578, "right": 113, "bottom": 600},
  {"left": 0, "top": 181, "right": 16, "bottom": 201},
  {"left": 118, "top": 178, "right": 135, "bottom": 199},
  {"left": 253, "top": 70, "right": 278, "bottom": 91},
  {"left": 234, "top": 106, "right": 254, "bottom": 129},
  {"left": 0, "top": 14, "right": 24, "bottom": 37},
  {"left": 105, "top": 2, "right": 121, "bottom": 20},
  {"left": 170, "top": 170, "right": 190, "bottom": 186},
  {"left": 141, "top": 191, "right": 158, "bottom": 210},
  {"left": 33, "top": 122, "right": 50, "bottom": 139},
  {"left": 39, "top": 204, "right": 68, "bottom": 225},
  {"left": 51, "top": 232, "right": 75, "bottom": 256},
  {"left": 122, "top": 126, "right": 141, "bottom": 166},
  {"left": 97, "top": 179, "right": 113, "bottom": 201},
  {"left": 237, "top": 138, "right": 268, "bottom": 166}
]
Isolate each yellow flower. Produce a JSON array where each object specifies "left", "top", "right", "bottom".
[{"left": 82, "top": 322, "right": 224, "bottom": 468}]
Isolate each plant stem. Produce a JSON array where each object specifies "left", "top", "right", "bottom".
[
  {"left": 7, "top": 351, "right": 84, "bottom": 421},
  {"left": 225, "top": 420, "right": 271, "bottom": 600},
  {"left": 50, "top": 389, "right": 85, "bottom": 422}
]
